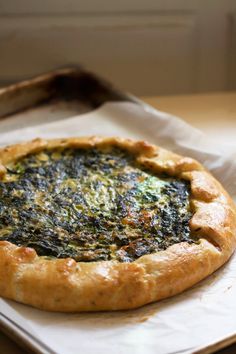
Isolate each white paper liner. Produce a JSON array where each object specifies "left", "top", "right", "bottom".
[{"left": 0, "top": 102, "right": 236, "bottom": 354}]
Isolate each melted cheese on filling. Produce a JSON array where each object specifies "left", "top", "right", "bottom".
[{"left": 0, "top": 148, "right": 192, "bottom": 262}]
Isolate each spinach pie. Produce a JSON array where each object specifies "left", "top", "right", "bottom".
[{"left": 0, "top": 137, "right": 235, "bottom": 311}]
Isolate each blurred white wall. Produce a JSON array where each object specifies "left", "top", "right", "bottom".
[{"left": 0, "top": 0, "right": 236, "bottom": 96}]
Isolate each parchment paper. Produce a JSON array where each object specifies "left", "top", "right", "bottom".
[{"left": 0, "top": 102, "right": 236, "bottom": 354}]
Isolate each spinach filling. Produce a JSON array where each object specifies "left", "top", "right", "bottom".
[{"left": 0, "top": 148, "right": 193, "bottom": 262}]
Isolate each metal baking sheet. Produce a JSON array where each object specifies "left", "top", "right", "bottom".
[
  {"left": 0, "top": 68, "right": 235, "bottom": 354},
  {"left": 0, "top": 67, "right": 132, "bottom": 129}
]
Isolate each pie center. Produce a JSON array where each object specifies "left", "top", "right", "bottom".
[{"left": 0, "top": 147, "right": 192, "bottom": 262}]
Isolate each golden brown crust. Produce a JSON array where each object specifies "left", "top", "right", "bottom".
[{"left": 0, "top": 136, "right": 235, "bottom": 312}]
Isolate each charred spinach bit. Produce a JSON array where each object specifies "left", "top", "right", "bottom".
[{"left": 0, "top": 147, "right": 193, "bottom": 262}]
